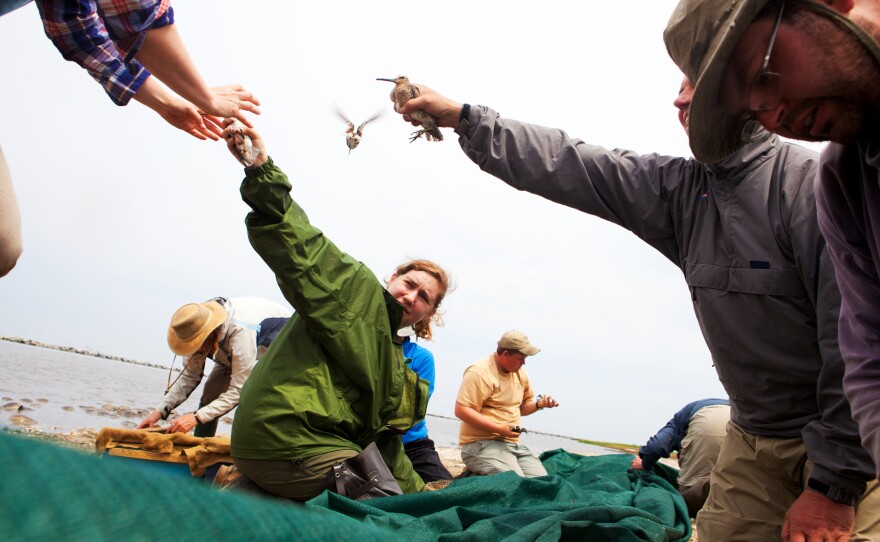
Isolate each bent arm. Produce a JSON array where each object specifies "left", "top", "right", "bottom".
[
  {"left": 816, "top": 144, "right": 880, "bottom": 481},
  {"left": 791, "top": 147, "right": 874, "bottom": 502},
  {"left": 639, "top": 418, "right": 681, "bottom": 471},
  {"left": 135, "top": 24, "right": 260, "bottom": 121},
  {"left": 156, "top": 354, "right": 206, "bottom": 419},
  {"left": 195, "top": 327, "right": 258, "bottom": 423},
  {"left": 455, "top": 403, "right": 518, "bottom": 440}
]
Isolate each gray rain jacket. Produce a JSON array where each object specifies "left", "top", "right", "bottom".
[{"left": 455, "top": 106, "right": 873, "bottom": 503}]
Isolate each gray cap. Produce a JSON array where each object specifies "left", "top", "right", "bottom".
[{"left": 497, "top": 330, "right": 540, "bottom": 356}]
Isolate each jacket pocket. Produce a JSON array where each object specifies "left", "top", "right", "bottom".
[{"left": 685, "top": 262, "right": 806, "bottom": 297}]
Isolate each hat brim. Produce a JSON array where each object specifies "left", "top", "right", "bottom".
[
  {"left": 687, "top": 0, "right": 771, "bottom": 164},
  {"left": 519, "top": 345, "right": 541, "bottom": 356},
  {"left": 167, "top": 302, "right": 227, "bottom": 356}
]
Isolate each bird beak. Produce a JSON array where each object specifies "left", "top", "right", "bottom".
[{"left": 376, "top": 78, "right": 396, "bottom": 83}]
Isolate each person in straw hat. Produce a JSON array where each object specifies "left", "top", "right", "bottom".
[
  {"left": 455, "top": 330, "right": 558, "bottom": 478},
  {"left": 137, "top": 296, "right": 290, "bottom": 437},
  {"left": 220, "top": 120, "right": 452, "bottom": 501}
]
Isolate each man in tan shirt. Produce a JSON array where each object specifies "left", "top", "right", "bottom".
[{"left": 455, "top": 330, "right": 559, "bottom": 477}]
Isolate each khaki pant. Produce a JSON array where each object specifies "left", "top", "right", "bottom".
[
  {"left": 697, "top": 421, "right": 880, "bottom": 541},
  {"left": 678, "top": 404, "right": 729, "bottom": 517},
  {"left": 234, "top": 449, "right": 359, "bottom": 501},
  {"left": 461, "top": 440, "right": 547, "bottom": 478},
  {"left": 678, "top": 404, "right": 730, "bottom": 489}
]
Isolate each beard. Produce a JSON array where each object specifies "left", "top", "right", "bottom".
[{"left": 780, "top": 97, "right": 880, "bottom": 144}]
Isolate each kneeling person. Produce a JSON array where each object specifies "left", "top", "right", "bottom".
[{"left": 456, "top": 330, "right": 559, "bottom": 477}]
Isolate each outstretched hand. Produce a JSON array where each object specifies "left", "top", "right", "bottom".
[
  {"left": 203, "top": 84, "right": 262, "bottom": 126},
  {"left": 136, "top": 410, "right": 162, "bottom": 430},
  {"left": 781, "top": 489, "right": 854, "bottom": 542},
  {"left": 157, "top": 97, "right": 223, "bottom": 141},
  {"left": 221, "top": 118, "right": 267, "bottom": 168},
  {"left": 394, "top": 83, "right": 463, "bottom": 129}
]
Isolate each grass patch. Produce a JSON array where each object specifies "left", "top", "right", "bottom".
[{"left": 576, "top": 439, "right": 639, "bottom": 454}]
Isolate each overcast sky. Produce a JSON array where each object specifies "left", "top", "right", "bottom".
[{"left": 1, "top": 1, "right": 819, "bottom": 445}]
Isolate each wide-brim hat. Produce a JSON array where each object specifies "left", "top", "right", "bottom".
[
  {"left": 664, "top": 0, "right": 880, "bottom": 164},
  {"left": 167, "top": 301, "right": 228, "bottom": 356},
  {"left": 497, "top": 330, "right": 540, "bottom": 357},
  {"left": 664, "top": 0, "right": 773, "bottom": 164}
]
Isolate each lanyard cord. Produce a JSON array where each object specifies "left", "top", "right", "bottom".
[{"left": 164, "top": 354, "right": 199, "bottom": 395}]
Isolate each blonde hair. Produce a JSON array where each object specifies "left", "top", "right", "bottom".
[{"left": 391, "top": 259, "right": 452, "bottom": 340}]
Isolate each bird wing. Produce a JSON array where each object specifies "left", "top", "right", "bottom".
[
  {"left": 335, "top": 108, "right": 355, "bottom": 134},
  {"left": 356, "top": 111, "right": 383, "bottom": 135}
]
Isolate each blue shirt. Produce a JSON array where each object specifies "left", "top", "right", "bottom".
[
  {"left": 401, "top": 337, "right": 435, "bottom": 445},
  {"left": 638, "top": 398, "right": 729, "bottom": 470}
]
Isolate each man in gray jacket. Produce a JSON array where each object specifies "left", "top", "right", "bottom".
[{"left": 393, "top": 79, "right": 878, "bottom": 540}]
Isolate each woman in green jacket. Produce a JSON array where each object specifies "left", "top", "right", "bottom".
[{"left": 222, "top": 120, "right": 451, "bottom": 501}]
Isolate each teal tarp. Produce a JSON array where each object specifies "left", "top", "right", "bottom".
[
  {"left": 0, "top": 432, "right": 397, "bottom": 542},
  {"left": 1, "top": 433, "right": 689, "bottom": 542},
  {"left": 307, "top": 449, "right": 691, "bottom": 541}
]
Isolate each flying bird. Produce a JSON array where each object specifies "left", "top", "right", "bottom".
[{"left": 336, "top": 109, "right": 381, "bottom": 153}]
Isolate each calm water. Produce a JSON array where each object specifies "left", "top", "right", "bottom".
[{"left": 0, "top": 341, "right": 614, "bottom": 456}]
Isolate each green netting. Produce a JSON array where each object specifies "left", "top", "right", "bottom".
[
  {"left": 0, "top": 432, "right": 398, "bottom": 542},
  {"left": 307, "top": 449, "right": 690, "bottom": 541},
  {"left": 1, "top": 433, "right": 688, "bottom": 542}
]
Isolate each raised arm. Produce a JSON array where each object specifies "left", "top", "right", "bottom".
[
  {"left": 135, "top": 24, "right": 261, "bottom": 125},
  {"left": 394, "top": 83, "right": 699, "bottom": 266}
]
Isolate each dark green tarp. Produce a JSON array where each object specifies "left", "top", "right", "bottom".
[{"left": 307, "top": 449, "right": 691, "bottom": 541}]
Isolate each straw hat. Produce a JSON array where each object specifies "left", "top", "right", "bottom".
[{"left": 167, "top": 301, "right": 228, "bottom": 356}]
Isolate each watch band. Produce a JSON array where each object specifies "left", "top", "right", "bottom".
[{"left": 459, "top": 103, "right": 471, "bottom": 123}]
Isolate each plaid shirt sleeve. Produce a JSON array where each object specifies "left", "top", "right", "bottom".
[{"left": 36, "top": 0, "right": 173, "bottom": 106}]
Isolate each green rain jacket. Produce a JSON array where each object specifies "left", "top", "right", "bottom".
[{"left": 230, "top": 159, "right": 429, "bottom": 494}]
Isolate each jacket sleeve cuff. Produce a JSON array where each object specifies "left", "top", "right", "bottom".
[
  {"left": 808, "top": 465, "right": 866, "bottom": 506},
  {"left": 454, "top": 104, "right": 480, "bottom": 138}
]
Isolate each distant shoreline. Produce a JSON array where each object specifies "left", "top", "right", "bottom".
[
  {"left": 0, "top": 336, "right": 168, "bottom": 371},
  {"left": 1, "top": 337, "right": 639, "bottom": 453}
]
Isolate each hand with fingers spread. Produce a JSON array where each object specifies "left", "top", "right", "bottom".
[
  {"left": 202, "top": 84, "right": 261, "bottom": 125},
  {"left": 781, "top": 489, "right": 854, "bottom": 542},
  {"left": 153, "top": 95, "right": 223, "bottom": 141}
]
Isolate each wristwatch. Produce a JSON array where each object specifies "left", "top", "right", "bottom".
[
  {"left": 459, "top": 103, "right": 471, "bottom": 123},
  {"left": 536, "top": 394, "right": 544, "bottom": 410},
  {"left": 193, "top": 411, "right": 202, "bottom": 425}
]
